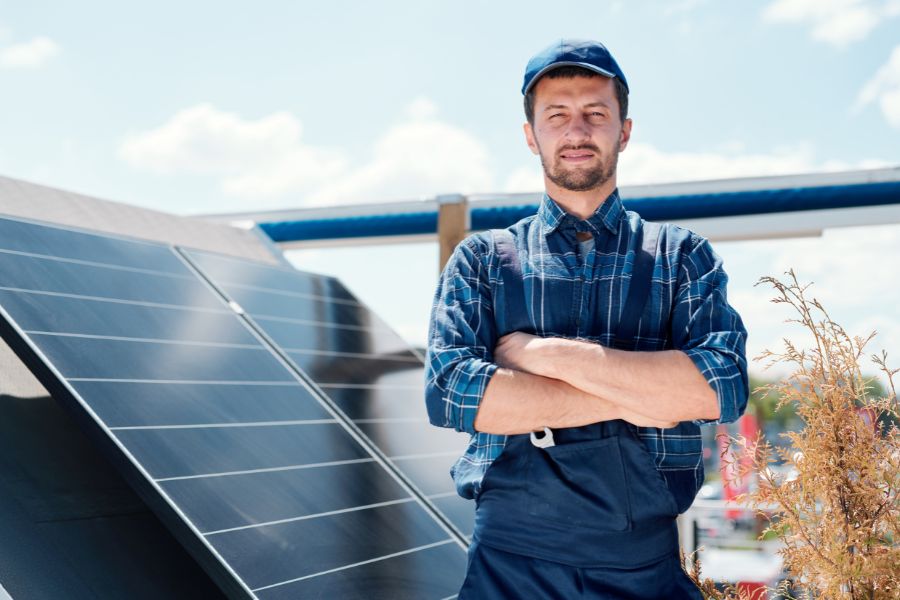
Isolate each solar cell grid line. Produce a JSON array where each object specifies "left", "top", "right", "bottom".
[
  {"left": 0, "top": 230, "right": 259, "bottom": 598},
  {"left": 0, "top": 215, "right": 467, "bottom": 599},
  {"left": 280, "top": 356, "right": 472, "bottom": 538},
  {"left": 173, "top": 246, "right": 470, "bottom": 597},
  {"left": 181, "top": 249, "right": 474, "bottom": 540}
]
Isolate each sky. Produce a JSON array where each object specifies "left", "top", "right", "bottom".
[{"left": 2, "top": 0, "right": 899, "bottom": 386}]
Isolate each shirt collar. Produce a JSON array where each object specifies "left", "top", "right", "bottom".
[{"left": 537, "top": 188, "right": 624, "bottom": 236}]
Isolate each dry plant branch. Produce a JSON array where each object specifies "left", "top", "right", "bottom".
[{"left": 687, "top": 270, "right": 899, "bottom": 599}]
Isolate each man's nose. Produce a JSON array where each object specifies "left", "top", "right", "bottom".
[{"left": 564, "top": 114, "right": 591, "bottom": 142}]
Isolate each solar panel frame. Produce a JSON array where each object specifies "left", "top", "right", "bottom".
[{"left": 0, "top": 215, "right": 468, "bottom": 599}]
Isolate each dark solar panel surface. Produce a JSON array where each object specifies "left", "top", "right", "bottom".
[
  {"left": 184, "top": 250, "right": 476, "bottom": 540},
  {"left": 0, "top": 216, "right": 466, "bottom": 599}
]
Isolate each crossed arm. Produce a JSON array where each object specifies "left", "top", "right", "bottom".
[
  {"left": 472, "top": 333, "right": 719, "bottom": 435},
  {"left": 424, "top": 234, "right": 748, "bottom": 438}
]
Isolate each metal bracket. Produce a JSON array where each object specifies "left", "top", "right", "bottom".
[{"left": 530, "top": 426, "right": 555, "bottom": 448}]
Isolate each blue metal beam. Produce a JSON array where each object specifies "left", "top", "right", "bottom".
[{"left": 258, "top": 181, "right": 900, "bottom": 243}]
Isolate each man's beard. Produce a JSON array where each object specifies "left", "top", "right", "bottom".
[{"left": 539, "top": 142, "right": 619, "bottom": 192}]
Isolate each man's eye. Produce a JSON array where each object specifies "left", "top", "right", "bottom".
[{"left": 549, "top": 113, "right": 563, "bottom": 119}]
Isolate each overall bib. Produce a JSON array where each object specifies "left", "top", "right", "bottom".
[{"left": 459, "top": 225, "right": 703, "bottom": 599}]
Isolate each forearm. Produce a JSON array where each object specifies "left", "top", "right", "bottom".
[
  {"left": 472, "top": 366, "right": 676, "bottom": 435},
  {"left": 540, "top": 338, "right": 720, "bottom": 422}
]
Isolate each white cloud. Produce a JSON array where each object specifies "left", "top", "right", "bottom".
[
  {"left": 121, "top": 104, "right": 302, "bottom": 174},
  {"left": 855, "top": 45, "right": 900, "bottom": 128},
  {"left": 306, "top": 97, "right": 494, "bottom": 205},
  {"left": 761, "top": 0, "right": 900, "bottom": 47},
  {"left": 0, "top": 36, "right": 59, "bottom": 69},
  {"left": 119, "top": 98, "right": 494, "bottom": 208},
  {"left": 119, "top": 103, "right": 347, "bottom": 197}
]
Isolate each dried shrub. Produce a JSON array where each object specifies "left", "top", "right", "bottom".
[{"left": 696, "top": 270, "right": 900, "bottom": 599}]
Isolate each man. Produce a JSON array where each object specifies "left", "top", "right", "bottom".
[{"left": 425, "top": 39, "right": 748, "bottom": 598}]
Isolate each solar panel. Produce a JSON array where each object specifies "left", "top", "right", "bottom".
[
  {"left": 183, "top": 250, "right": 476, "bottom": 540},
  {"left": 0, "top": 215, "right": 467, "bottom": 599}
]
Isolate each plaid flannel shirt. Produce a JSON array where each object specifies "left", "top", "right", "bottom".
[{"left": 425, "top": 189, "right": 749, "bottom": 500}]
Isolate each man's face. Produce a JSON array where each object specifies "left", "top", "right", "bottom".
[{"left": 524, "top": 75, "right": 632, "bottom": 193}]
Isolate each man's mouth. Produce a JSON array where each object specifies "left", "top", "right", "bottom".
[{"left": 558, "top": 147, "right": 598, "bottom": 162}]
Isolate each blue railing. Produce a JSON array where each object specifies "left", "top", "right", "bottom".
[{"left": 258, "top": 180, "right": 900, "bottom": 243}]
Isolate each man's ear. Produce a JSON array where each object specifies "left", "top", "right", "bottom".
[
  {"left": 618, "top": 118, "right": 633, "bottom": 152},
  {"left": 524, "top": 122, "right": 540, "bottom": 155}
]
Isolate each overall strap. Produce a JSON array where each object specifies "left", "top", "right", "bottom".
[
  {"left": 612, "top": 221, "right": 661, "bottom": 350},
  {"left": 491, "top": 229, "right": 529, "bottom": 335}
]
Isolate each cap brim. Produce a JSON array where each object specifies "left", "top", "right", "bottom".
[{"left": 523, "top": 61, "right": 617, "bottom": 95}]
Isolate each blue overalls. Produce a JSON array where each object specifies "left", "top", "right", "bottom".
[{"left": 458, "top": 224, "right": 703, "bottom": 599}]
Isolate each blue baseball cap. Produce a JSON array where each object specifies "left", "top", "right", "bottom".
[{"left": 522, "top": 39, "right": 629, "bottom": 95}]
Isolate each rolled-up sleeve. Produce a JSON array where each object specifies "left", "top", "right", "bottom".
[
  {"left": 425, "top": 237, "right": 499, "bottom": 434},
  {"left": 670, "top": 234, "right": 749, "bottom": 425}
]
